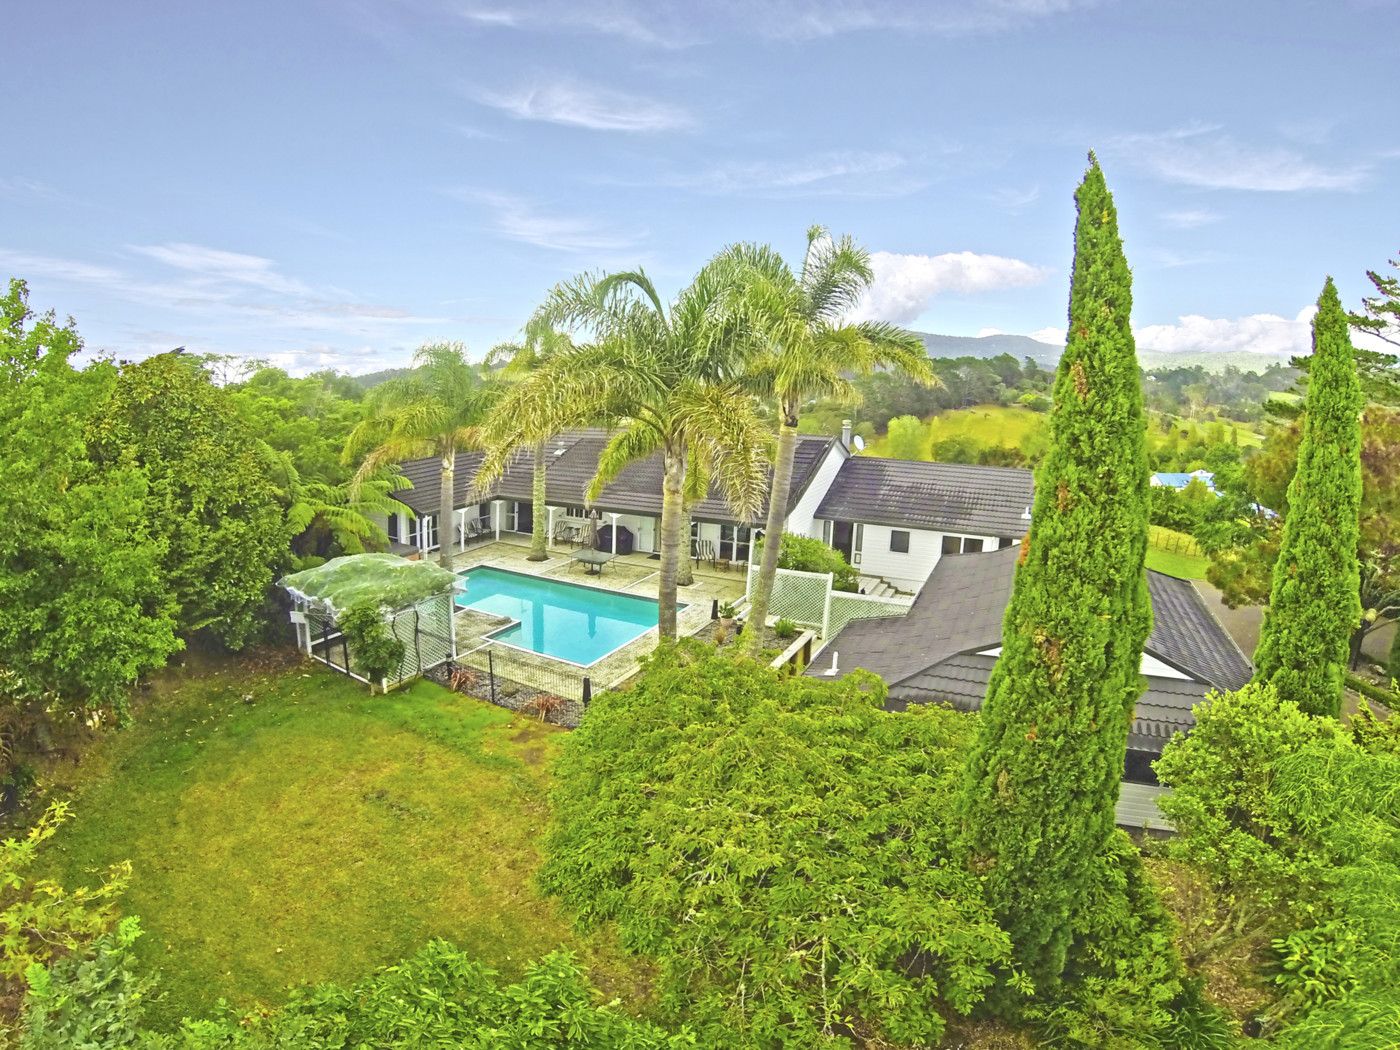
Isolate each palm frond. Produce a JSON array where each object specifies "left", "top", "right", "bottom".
[
  {"left": 585, "top": 420, "right": 661, "bottom": 505},
  {"left": 673, "top": 382, "right": 773, "bottom": 523}
]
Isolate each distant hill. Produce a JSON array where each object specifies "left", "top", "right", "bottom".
[
  {"left": 353, "top": 366, "right": 413, "bottom": 389},
  {"left": 912, "top": 331, "right": 1061, "bottom": 367},
  {"left": 912, "top": 331, "right": 1293, "bottom": 376}
]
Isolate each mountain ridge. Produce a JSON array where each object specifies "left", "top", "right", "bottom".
[{"left": 911, "top": 331, "right": 1294, "bottom": 375}]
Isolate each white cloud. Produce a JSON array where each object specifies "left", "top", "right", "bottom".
[
  {"left": 985, "top": 184, "right": 1040, "bottom": 209},
  {"left": 852, "top": 250, "right": 1050, "bottom": 323},
  {"left": 463, "top": 191, "right": 644, "bottom": 253},
  {"left": 1113, "top": 126, "right": 1369, "bottom": 192},
  {"left": 130, "top": 242, "right": 312, "bottom": 296},
  {"left": 476, "top": 79, "right": 691, "bottom": 132},
  {"left": 1160, "top": 207, "right": 1220, "bottom": 228},
  {"left": 453, "top": 0, "right": 1094, "bottom": 44},
  {"left": 1028, "top": 326, "right": 1065, "bottom": 345},
  {"left": 1134, "top": 307, "right": 1317, "bottom": 357},
  {"left": 657, "top": 150, "right": 920, "bottom": 197}
]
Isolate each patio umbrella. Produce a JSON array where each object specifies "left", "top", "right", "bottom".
[{"left": 582, "top": 509, "right": 601, "bottom": 550}]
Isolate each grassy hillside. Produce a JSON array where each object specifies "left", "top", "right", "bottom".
[
  {"left": 866, "top": 404, "right": 1264, "bottom": 464},
  {"left": 35, "top": 657, "right": 645, "bottom": 1027}
]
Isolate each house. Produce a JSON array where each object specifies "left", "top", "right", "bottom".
[
  {"left": 1150, "top": 469, "right": 1217, "bottom": 494},
  {"left": 806, "top": 545, "right": 1253, "bottom": 829},
  {"left": 387, "top": 420, "right": 1035, "bottom": 596},
  {"left": 812, "top": 457, "right": 1033, "bottom": 592},
  {"left": 386, "top": 427, "right": 848, "bottom": 566}
]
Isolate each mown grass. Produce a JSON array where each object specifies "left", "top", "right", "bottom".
[
  {"left": 33, "top": 656, "right": 645, "bottom": 1028},
  {"left": 1146, "top": 525, "right": 1210, "bottom": 580}
]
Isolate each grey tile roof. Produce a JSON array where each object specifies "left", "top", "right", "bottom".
[
  {"left": 392, "top": 429, "right": 834, "bottom": 525},
  {"left": 807, "top": 546, "right": 1252, "bottom": 755},
  {"left": 815, "top": 457, "right": 1034, "bottom": 536}
]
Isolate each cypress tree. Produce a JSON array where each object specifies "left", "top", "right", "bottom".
[
  {"left": 957, "top": 155, "right": 1152, "bottom": 990},
  {"left": 1252, "top": 279, "right": 1363, "bottom": 717}
]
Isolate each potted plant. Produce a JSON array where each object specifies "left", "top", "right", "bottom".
[{"left": 717, "top": 601, "right": 737, "bottom": 630}]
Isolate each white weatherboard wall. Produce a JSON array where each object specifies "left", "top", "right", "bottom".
[
  {"left": 854, "top": 525, "right": 1001, "bottom": 592},
  {"left": 788, "top": 442, "right": 848, "bottom": 538}
]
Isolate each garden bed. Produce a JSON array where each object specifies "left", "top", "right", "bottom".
[{"left": 424, "top": 661, "right": 584, "bottom": 728}]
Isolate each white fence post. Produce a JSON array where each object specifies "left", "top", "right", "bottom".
[{"left": 821, "top": 572, "right": 834, "bottom": 637}]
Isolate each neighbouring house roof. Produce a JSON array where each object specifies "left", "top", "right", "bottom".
[
  {"left": 814, "top": 457, "right": 1034, "bottom": 537},
  {"left": 392, "top": 429, "right": 836, "bottom": 524},
  {"left": 1151, "top": 470, "right": 1217, "bottom": 493},
  {"left": 280, "top": 553, "right": 459, "bottom": 615},
  {"left": 808, "top": 545, "right": 1252, "bottom": 753}
]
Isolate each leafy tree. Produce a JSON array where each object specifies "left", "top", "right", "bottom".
[
  {"left": 87, "top": 352, "right": 291, "bottom": 649},
  {"left": 541, "top": 644, "right": 1009, "bottom": 1046},
  {"left": 1, "top": 802, "right": 129, "bottom": 986},
  {"left": 731, "top": 228, "right": 932, "bottom": 654},
  {"left": 1252, "top": 280, "right": 1363, "bottom": 717},
  {"left": 488, "top": 317, "right": 575, "bottom": 561},
  {"left": 478, "top": 259, "right": 773, "bottom": 640},
  {"left": 884, "top": 413, "right": 928, "bottom": 459},
  {"left": 335, "top": 603, "right": 406, "bottom": 689},
  {"left": 1342, "top": 252, "right": 1400, "bottom": 405},
  {"left": 344, "top": 342, "right": 496, "bottom": 569},
  {"left": 1156, "top": 684, "right": 1400, "bottom": 1045},
  {"left": 0, "top": 280, "right": 178, "bottom": 781},
  {"left": 957, "top": 156, "right": 1154, "bottom": 991},
  {"left": 758, "top": 532, "right": 859, "bottom": 592},
  {"left": 22, "top": 938, "right": 692, "bottom": 1048}
]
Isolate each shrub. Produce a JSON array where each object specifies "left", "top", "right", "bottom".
[
  {"left": 1018, "top": 392, "right": 1051, "bottom": 412},
  {"left": 766, "top": 533, "right": 859, "bottom": 592},
  {"left": 541, "top": 644, "right": 1009, "bottom": 1047},
  {"left": 772, "top": 617, "right": 798, "bottom": 640},
  {"left": 23, "top": 937, "right": 689, "bottom": 1049},
  {"left": 1155, "top": 684, "right": 1400, "bottom": 1042},
  {"left": 2, "top": 802, "right": 129, "bottom": 986},
  {"left": 336, "top": 602, "right": 405, "bottom": 687},
  {"left": 20, "top": 917, "right": 154, "bottom": 1049}
]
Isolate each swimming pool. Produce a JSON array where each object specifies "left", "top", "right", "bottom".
[{"left": 455, "top": 566, "right": 680, "bottom": 666}]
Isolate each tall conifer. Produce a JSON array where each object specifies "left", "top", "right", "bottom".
[
  {"left": 1252, "top": 279, "right": 1362, "bottom": 717},
  {"left": 958, "top": 156, "right": 1152, "bottom": 989}
]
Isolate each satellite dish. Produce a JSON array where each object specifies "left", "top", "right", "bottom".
[{"left": 852, "top": 434, "right": 866, "bottom": 452}]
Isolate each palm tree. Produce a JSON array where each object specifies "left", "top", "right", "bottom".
[
  {"left": 487, "top": 317, "right": 574, "bottom": 561},
  {"left": 735, "top": 228, "right": 936, "bottom": 654},
  {"left": 477, "top": 257, "right": 772, "bottom": 640},
  {"left": 344, "top": 342, "right": 495, "bottom": 569}
]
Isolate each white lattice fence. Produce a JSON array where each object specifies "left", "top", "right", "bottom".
[
  {"left": 746, "top": 564, "right": 832, "bottom": 627},
  {"left": 826, "top": 591, "right": 913, "bottom": 638}
]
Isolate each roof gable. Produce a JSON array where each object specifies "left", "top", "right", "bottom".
[{"left": 816, "top": 457, "right": 1034, "bottom": 536}]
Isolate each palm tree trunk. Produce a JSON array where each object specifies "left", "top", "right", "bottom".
[
  {"left": 657, "top": 448, "right": 686, "bottom": 640},
  {"left": 742, "top": 402, "right": 799, "bottom": 654},
  {"left": 528, "top": 439, "right": 548, "bottom": 561},
  {"left": 676, "top": 506, "right": 694, "bottom": 586},
  {"left": 438, "top": 448, "right": 455, "bottom": 569}
]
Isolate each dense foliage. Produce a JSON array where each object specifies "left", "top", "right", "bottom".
[
  {"left": 1, "top": 802, "right": 129, "bottom": 984},
  {"left": 22, "top": 935, "right": 690, "bottom": 1048},
  {"left": 89, "top": 352, "right": 293, "bottom": 650},
  {"left": 0, "top": 282, "right": 180, "bottom": 769},
  {"left": 542, "top": 644, "right": 1009, "bottom": 1047},
  {"left": 958, "top": 157, "right": 1154, "bottom": 991},
  {"left": 1251, "top": 280, "right": 1363, "bottom": 717},
  {"left": 763, "top": 532, "right": 859, "bottom": 592},
  {"left": 1156, "top": 684, "right": 1400, "bottom": 1046}
]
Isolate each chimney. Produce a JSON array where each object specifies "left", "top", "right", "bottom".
[{"left": 840, "top": 419, "right": 852, "bottom": 449}]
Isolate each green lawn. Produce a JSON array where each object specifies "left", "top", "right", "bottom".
[
  {"left": 866, "top": 404, "right": 1047, "bottom": 459},
  {"left": 34, "top": 657, "right": 645, "bottom": 1027},
  {"left": 1146, "top": 525, "right": 1210, "bottom": 580}
]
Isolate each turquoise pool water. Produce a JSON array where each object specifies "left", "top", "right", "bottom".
[{"left": 456, "top": 566, "right": 676, "bottom": 665}]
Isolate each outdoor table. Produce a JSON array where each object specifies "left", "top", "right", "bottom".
[{"left": 571, "top": 548, "right": 616, "bottom": 576}]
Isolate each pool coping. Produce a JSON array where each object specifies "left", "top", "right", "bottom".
[{"left": 455, "top": 564, "right": 689, "bottom": 669}]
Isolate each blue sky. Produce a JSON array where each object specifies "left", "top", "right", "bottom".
[{"left": 3, "top": 0, "right": 1396, "bottom": 374}]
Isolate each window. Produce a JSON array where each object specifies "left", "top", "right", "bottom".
[
  {"left": 941, "top": 534, "right": 985, "bottom": 555},
  {"left": 889, "top": 530, "right": 910, "bottom": 553},
  {"left": 387, "top": 513, "right": 401, "bottom": 543},
  {"left": 999, "top": 536, "right": 1015, "bottom": 550},
  {"left": 406, "top": 515, "right": 421, "bottom": 547}
]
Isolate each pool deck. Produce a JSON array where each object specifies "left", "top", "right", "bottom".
[{"left": 446, "top": 539, "right": 748, "bottom": 692}]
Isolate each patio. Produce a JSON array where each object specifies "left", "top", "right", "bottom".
[{"left": 445, "top": 538, "right": 749, "bottom": 696}]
